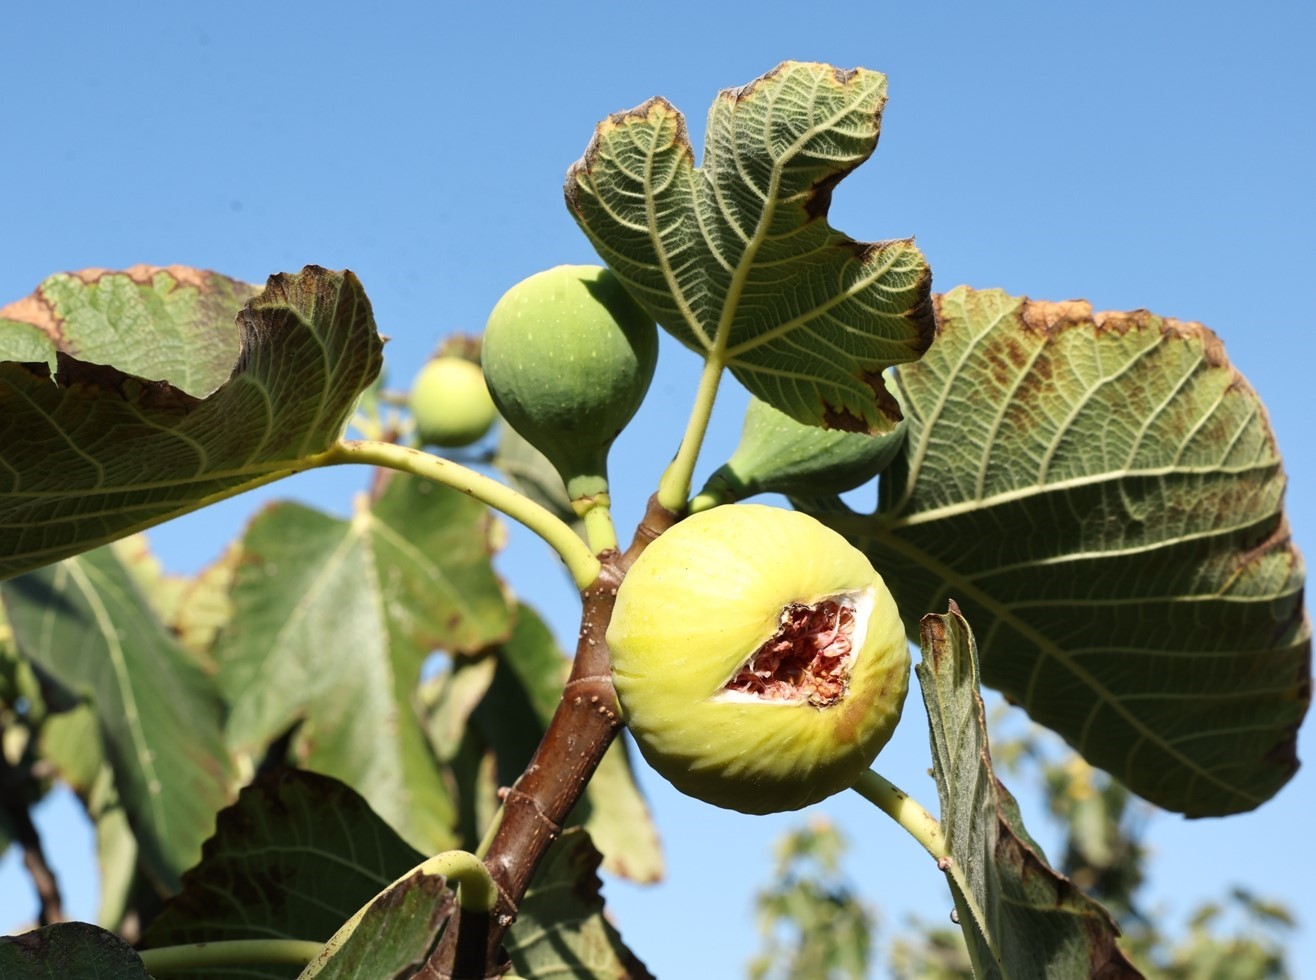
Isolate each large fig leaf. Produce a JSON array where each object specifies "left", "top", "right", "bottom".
[
  {"left": 567, "top": 61, "right": 934, "bottom": 434},
  {"left": 142, "top": 769, "right": 429, "bottom": 980},
  {"left": 917, "top": 606, "right": 1139, "bottom": 978},
  {"left": 0, "top": 546, "right": 236, "bottom": 892},
  {"left": 813, "top": 286, "right": 1309, "bottom": 815},
  {"left": 215, "top": 472, "right": 513, "bottom": 853},
  {"left": 0, "top": 265, "right": 384, "bottom": 580}
]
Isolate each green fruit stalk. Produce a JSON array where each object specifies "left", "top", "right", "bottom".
[
  {"left": 480, "top": 265, "right": 657, "bottom": 513},
  {"left": 410, "top": 356, "right": 498, "bottom": 448},
  {"left": 606, "top": 504, "right": 909, "bottom": 814},
  {"left": 693, "top": 395, "right": 908, "bottom": 511}
]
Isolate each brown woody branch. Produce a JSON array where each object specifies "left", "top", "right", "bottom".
[
  {"left": 0, "top": 727, "right": 64, "bottom": 926},
  {"left": 423, "top": 495, "right": 679, "bottom": 978}
]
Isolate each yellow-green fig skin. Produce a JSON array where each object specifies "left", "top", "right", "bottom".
[
  {"left": 606, "top": 504, "right": 910, "bottom": 814},
  {"left": 410, "top": 356, "right": 498, "bottom": 448}
]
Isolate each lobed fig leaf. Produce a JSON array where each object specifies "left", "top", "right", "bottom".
[
  {"left": 0, "top": 265, "right": 383, "bottom": 581},
  {"left": 480, "top": 264, "right": 657, "bottom": 507},
  {"left": 694, "top": 394, "right": 908, "bottom": 510},
  {"left": 606, "top": 504, "right": 909, "bottom": 813},
  {"left": 410, "top": 355, "right": 497, "bottom": 448},
  {"left": 567, "top": 61, "right": 935, "bottom": 435},
  {"left": 811, "top": 286, "right": 1310, "bottom": 816}
]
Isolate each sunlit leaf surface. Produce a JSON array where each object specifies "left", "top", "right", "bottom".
[
  {"left": 0, "top": 265, "right": 383, "bottom": 580},
  {"left": 814, "top": 287, "right": 1309, "bottom": 815},
  {"left": 215, "top": 473, "right": 512, "bottom": 853},
  {"left": 569, "top": 61, "right": 934, "bottom": 433}
]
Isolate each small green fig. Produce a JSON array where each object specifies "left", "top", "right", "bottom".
[
  {"left": 481, "top": 265, "right": 657, "bottom": 508},
  {"left": 606, "top": 504, "right": 909, "bottom": 814},
  {"left": 692, "top": 395, "right": 907, "bottom": 511},
  {"left": 410, "top": 356, "right": 498, "bottom": 448}
]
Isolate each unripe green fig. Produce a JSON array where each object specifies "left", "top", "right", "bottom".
[
  {"left": 410, "top": 356, "right": 498, "bottom": 448},
  {"left": 481, "top": 265, "right": 657, "bottom": 508},
  {"left": 607, "top": 504, "right": 909, "bottom": 814},
  {"left": 693, "top": 395, "right": 907, "bottom": 511}
]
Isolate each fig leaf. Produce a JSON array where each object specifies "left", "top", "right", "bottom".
[
  {"left": 567, "top": 61, "right": 934, "bottom": 435},
  {"left": 916, "top": 605, "right": 1139, "bottom": 979},
  {"left": 0, "top": 265, "right": 384, "bottom": 580},
  {"left": 807, "top": 286, "right": 1309, "bottom": 816}
]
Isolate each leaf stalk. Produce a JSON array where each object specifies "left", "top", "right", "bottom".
[
  {"left": 322, "top": 440, "right": 601, "bottom": 589},
  {"left": 138, "top": 939, "right": 324, "bottom": 973},
  {"left": 657, "top": 356, "right": 725, "bottom": 511}
]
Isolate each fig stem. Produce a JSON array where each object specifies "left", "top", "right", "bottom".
[
  {"left": 852, "top": 770, "right": 998, "bottom": 964},
  {"left": 851, "top": 769, "right": 946, "bottom": 860},
  {"left": 323, "top": 440, "right": 601, "bottom": 590},
  {"left": 138, "top": 939, "right": 324, "bottom": 973},
  {"left": 657, "top": 355, "right": 725, "bottom": 511},
  {"left": 581, "top": 498, "right": 619, "bottom": 553}
]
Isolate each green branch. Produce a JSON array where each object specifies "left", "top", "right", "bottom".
[
  {"left": 322, "top": 440, "right": 601, "bottom": 589},
  {"left": 578, "top": 494, "right": 620, "bottom": 554},
  {"left": 422, "top": 849, "right": 498, "bottom": 914},
  {"left": 138, "top": 939, "right": 323, "bottom": 973}
]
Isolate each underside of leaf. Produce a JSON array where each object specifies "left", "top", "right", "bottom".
[
  {"left": 0, "top": 265, "right": 384, "bottom": 580},
  {"left": 567, "top": 61, "right": 935, "bottom": 435},
  {"left": 814, "top": 285, "right": 1310, "bottom": 816}
]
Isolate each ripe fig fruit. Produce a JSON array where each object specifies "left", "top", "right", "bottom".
[
  {"left": 606, "top": 504, "right": 909, "bottom": 813},
  {"left": 410, "top": 356, "right": 498, "bottom": 448},
  {"left": 481, "top": 265, "right": 657, "bottom": 510},
  {"left": 693, "top": 395, "right": 907, "bottom": 510}
]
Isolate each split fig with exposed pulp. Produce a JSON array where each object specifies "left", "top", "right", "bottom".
[{"left": 606, "top": 504, "right": 910, "bottom": 813}]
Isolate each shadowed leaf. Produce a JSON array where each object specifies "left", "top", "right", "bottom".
[
  {"left": 0, "top": 265, "right": 384, "bottom": 580},
  {"left": 1, "top": 546, "right": 235, "bottom": 892},
  {"left": 917, "top": 606, "right": 1140, "bottom": 979},
  {"left": 568, "top": 61, "right": 933, "bottom": 434},
  {"left": 810, "top": 286, "right": 1309, "bottom": 815},
  {"left": 141, "top": 769, "right": 428, "bottom": 980},
  {"left": 299, "top": 872, "right": 452, "bottom": 980},
  {"left": 0, "top": 921, "right": 150, "bottom": 978},
  {"left": 216, "top": 473, "right": 512, "bottom": 853},
  {"left": 506, "top": 828, "right": 655, "bottom": 980}
]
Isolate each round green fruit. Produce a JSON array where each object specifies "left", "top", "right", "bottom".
[
  {"left": 410, "top": 356, "right": 498, "bottom": 448},
  {"left": 606, "top": 504, "right": 909, "bottom": 814},
  {"left": 480, "top": 265, "right": 657, "bottom": 504}
]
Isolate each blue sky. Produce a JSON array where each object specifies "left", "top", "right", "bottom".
[{"left": 3, "top": 1, "right": 1313, "bottom": 975}]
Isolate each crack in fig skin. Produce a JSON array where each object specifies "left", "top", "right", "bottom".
[{"left": 726, "top": 600, "right": 856, "bottom": 706}]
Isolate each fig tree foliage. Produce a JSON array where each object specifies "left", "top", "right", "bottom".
[{"left": 0, "top": 60, "right": 1307, "bottom": 979}]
